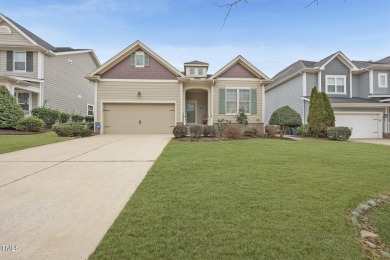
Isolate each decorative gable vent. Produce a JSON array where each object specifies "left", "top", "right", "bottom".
[{"left": 0, "top": 25, "right": 11, "bottom": 35}]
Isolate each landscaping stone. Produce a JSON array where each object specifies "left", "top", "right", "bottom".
[
  {"left": 360, "top": 230, "right": 378, "bottom": 238},
  {"left": 364, "top": 241, "right": 376, "bottom": 249},
  {"left": 351, "top": 217, "right": 361, "bottom": 228},
  {"left": 367, "top": 200, "right": 377, "bottom": 207},
  {"left": 380, "top": 250, "right": 390, "bottom": 258},
  {"left": 359, "top": 204, "right": 370, "bottom": 211},
  {"left": 352, "top": 211, "right": 360, "bottom": 217}
]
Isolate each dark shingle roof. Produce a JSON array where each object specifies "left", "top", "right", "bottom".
[
  {"left": 329, "top": 97, "right": 382, "bottom": 103},
  {"left": 184, "top": 60, "right": 209, "bottom": 65},
  {"left": 314, "top": 52, "right": 339, "bottom": 67},
  {"left": 2, "top": 14, "right": 56, "bottom": 51},
  {"left": 270, "top": 60, "right": 315, "bottom": 87},
  {"left": 351, "top": 60, "right": 373, "bottom": 69},
  {"left": 376, "top": 56, "right": 390, "bottom": 64},
  {"left": 53, "top": 47, "right": 89, "bottom": 53}
]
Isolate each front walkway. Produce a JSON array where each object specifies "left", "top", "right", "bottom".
[{"left": 0, "top": 134, "right": 171, "bottom": 260}]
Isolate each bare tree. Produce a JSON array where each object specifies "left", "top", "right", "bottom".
[{"left": 218, "top": 0, "right": 247, "bottom": 28}]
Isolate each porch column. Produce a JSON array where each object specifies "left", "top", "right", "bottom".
[
  {"left": 9, "top": 85, "right": 15, "bottom": 96},
  {"left": 207, "top": 88, "right": 212, "bottom": 125},
  {"left": 37, "top": 83, "right": 42, "bottom": 107},
  {"left": 183, "top": 88, "right": 186, "bottom": 125}
]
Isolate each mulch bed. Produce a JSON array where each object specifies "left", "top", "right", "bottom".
[
  {"left": 0, "top": 129, "right": 51, "bottom": 135},
  {"left": 174, "top": 136, "right": 293, "bottom": 142}
]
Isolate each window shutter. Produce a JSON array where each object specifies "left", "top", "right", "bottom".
[
  {"left": 7, "top": 51, "right": 13, "bottom": 71},
  {"left": 144, "top": 53, "right": 149, "bottom": 66},
  {"left": 130, "top": 54, "right": 135, "bottom": 66},
  {"left": 219, "top": 88, "right": 225, "bottom": 114},
  {"left": 250, "top": 88, "right": 257, "bottom": 114},
  {"left": 26, "top": 51, "right": 33, "bottom": 72}
]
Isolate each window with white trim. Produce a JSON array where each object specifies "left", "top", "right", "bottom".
[
  {"left": 87, "top": 104, "right": 94, "bottom": 116},
  {"left": 325, "top": 75, "right": 346, "bottom": 94},
  {"left": 378, "top": 73, "right": 388, "bottom": 88},
  {"left": 198, "top": 68, "right": 203, "bottom": 76},
  {"left": 226, "top": 88, "right": 250, "bottom": 114},
  {"left": 189, "top": 68, "right": 195, "bottom": 75},
  {"left": 14, "top": 51, "right": 26, "bottom": 71},
  {"left": 135, "top": 51, "right": 144, "bottom": 67}
]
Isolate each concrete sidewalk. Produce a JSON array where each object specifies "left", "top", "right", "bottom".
[{"left": 0, "top": 134, "right": 171, "bottom": 260}]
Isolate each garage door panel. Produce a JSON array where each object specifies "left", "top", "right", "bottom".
[
  {"left": 103, "top": 103, "right": 175, "bottom": 134},
  {"left": 335, "top": 113, "right": 381, "bottom": 139}
]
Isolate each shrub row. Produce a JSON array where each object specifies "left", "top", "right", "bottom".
[
  {"left": 15, "top": 116, "right": 45, "bottom": 132},
  {"left": 173, "top": 124, "right": 261, "bottom": 139},
  {"left": 54, "top": 123, "right": 92, "bottom": 137}
]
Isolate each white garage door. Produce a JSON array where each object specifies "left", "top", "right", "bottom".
[
  {"left": 103, "top": 103, "right": 175, "bottom": 134},
  {"left": 335, "top": 113, "right": 382, "bottom": 139}
]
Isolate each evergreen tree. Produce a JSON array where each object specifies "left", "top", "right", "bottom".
[
  {"left": 320, "top": 92, "right": 335, "bottom": 128},
  {"left": 0, "top": 85, "right": 24, "bottom": 129},
  {"left": 307, "top": 87, "right": 326, "bottom": 137}
]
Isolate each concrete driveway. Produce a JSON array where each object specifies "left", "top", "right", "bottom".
[
  {"left": 0, "top": 134, "right": 171, "bottom": 260},
  {"left": 350, "top": 138, "right": 390, "bottom": 146}
]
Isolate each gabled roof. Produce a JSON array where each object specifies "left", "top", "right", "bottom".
[
  {"left": 184, "top": 60, "right": 209, "bottom": 66},
  {"left": 315, "top": 51, "right": 358, "bottom": 70},
  {"left": 271, "top": 60, "right": 315, "bottom": 87},
  {"left": 86, "top": 40, "right": 186, "bottom": 80},
  {"left": 209, "top": 55, "right": 270, "bottom": 80},
  {"left": 0, "top": 13, "right": 55, "bottom": 51}
]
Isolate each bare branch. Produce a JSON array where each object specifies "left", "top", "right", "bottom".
[
  {"left": 305, "top": 0, "right": 319, "bottom": 8},
  {"left": 218, "top": 0, "right": 246, "bottom": 28}
]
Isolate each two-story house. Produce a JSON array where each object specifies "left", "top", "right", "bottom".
[
  {"left": 265, "top": 51, "right": 390, "bottom": 138},
  {"left": 86, "top": 40, "right": 271, "bottom": 134},
  {"left": 0, "top": 14, "right": 100, "bottom": 116}
]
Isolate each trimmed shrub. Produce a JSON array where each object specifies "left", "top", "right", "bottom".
[
  {"left": 85, "top": 116, "right": 94, "bottom": 122},
  {"left": 172, "top": 125, "right": 187, "bottom": 138},
  {"left": 32, "top": 107, "right": 60, "bottom": 128},
  {"left": 297, "top": 124, "right": 311, "bottom": 137},
  {"left": 327, "top": 127, "right": 352, "bottom": 141},
  {"left": 71, "top": 114, "right": 84, "bottom": 123},
  {"left": 86, "top": 122, "right": 94, "bottom": 131},
  {"left": 217, "top": 118, "right": 231, "bottom": 136},
  {"left": 59, "top": 112, "right": 71, "bottom": 123},
  {"left": 243, "top": 127, "right": 260, "bottom": 137},
  {"left": 190, "top": 125, "right": 203, "bottom": 138},
  {"left": 269, "top": 106, "right": 302, "bottom": 137},
  {"left": 55, "top": 123, "right": 91, "bottom": 137},
  {"left": 203, "top": 125, "right": 217, "bottom": 137},
  {"left": 15, "top": 116, "right": 45, "bottom": 132},
  {"left": 265, "top": 125, "right": 277, "bottom": 138},
  {"left": 223, "top": 124, "right": 242, "bottom": 139},
  {"left": 0, "top": 85, "right": 24, "bottom": 129}
]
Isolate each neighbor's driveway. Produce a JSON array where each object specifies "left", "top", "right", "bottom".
[
  {"left": 0, "top": 134, "right": 171, "bottom": 260},
  {"left": 350, "top": 138, "right": 390, "bottom": 146}
]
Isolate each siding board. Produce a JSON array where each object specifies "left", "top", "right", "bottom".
[{"left": 322, "top": 58, "right": 350, "bottom": 98}]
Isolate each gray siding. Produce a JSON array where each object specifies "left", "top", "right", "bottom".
[
  {"left": 352, "top": 74, "right": 359, "bottom": 98},
  {"left": 373, "top": 70, "right": 390, "bottom": 95},
  {"left": 44, "top": 52, "right": 97, "bottom": 116},
  {"left": 306, "top": 73, "right": 317, "bottom": 96},
  {"left": 0, "top": 51, "right": 38, "bottom": 79},
  {"left": 358, "top": 72, "right": 370, "bottom": 98},
  {"left": 265, "top": 75, "right": 303, "bottom": 124},
  {"left": 322, "top": 58, "right": 350, "bottom": 98},
  {"left": 0, "top": 20, "right": 32, "bottom": 46}
]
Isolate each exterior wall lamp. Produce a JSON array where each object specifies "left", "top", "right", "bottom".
[{"left": 137, "top": 91, "right": 141, "bottom": 97}]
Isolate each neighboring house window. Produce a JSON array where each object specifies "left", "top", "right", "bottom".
[
  {"left": 190, "top": 68, "right": 195, "bottom": 75},
  {"left": 325, "top": 75, "right": 346, "bottom": 94},
  {"left": 378, "top": 73, "right": 388, "bottom": 88},
  {"left": 87, "top": 104, "right": 94, "bottom": 116},
  {"left": 226, "top": 88, "right": 250, "bottom": 114},
  {"left": 130, "top": 51, "right": 149, "bottom": 67},
  {"left": 14, "top": 51, "right": 26, "bottom": 71},
  {"left": 198, "top": 68, "right": 203, "bottom": 76},
  {"left": 16, "top": 92, "right": 30, "bottom": 112}
]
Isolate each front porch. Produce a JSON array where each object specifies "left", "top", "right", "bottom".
[
  {"left": 0, "top": 76, "right": 43, "bottom": 116},
  {"left": 183, "top": 86, "right": 213, "bottom": 126}
]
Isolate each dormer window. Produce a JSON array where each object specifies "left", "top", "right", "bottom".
[
  {"left": 378, "top": 73, "right": 388, "bottom": 88},
  {"left": 130, "top": 51, "right": 150, "bottom": 67},
  {"left": 198, "top": 68, "right": 203, "bottom": 76},
  {"left": 190, "top": 68, "right": 195, "bottom": 75}
]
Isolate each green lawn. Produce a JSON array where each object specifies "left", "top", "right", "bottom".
[
  {"left": 369, "top": 203, "right": 390, "bottom": 250},
  {"left": 91, "top": 139, "right": 390, "bottom": 259},
  {"left": 0, "top": 132, "right": 71, "bottom": 154}
]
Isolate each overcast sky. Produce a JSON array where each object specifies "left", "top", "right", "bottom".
[{"left": 1, "top": 0, "right": 389, "bottom": 77}]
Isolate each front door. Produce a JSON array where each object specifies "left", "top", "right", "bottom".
[
  {"left": 186, "top": 101, "right": 196, "bottom": 124},
  {"left": 15, "top": 91, "right": 31, "bottom": 114}
]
